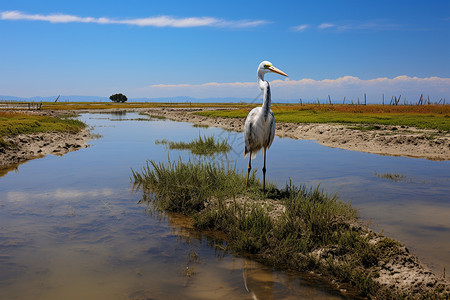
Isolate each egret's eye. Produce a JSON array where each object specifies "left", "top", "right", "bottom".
[{"left": 264, "top": 64, "right": 271, "bottom": 68}]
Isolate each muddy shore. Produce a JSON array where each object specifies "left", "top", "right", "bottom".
[
  {"left": 0, "top": 128, "right": 91, "bottom": 171},
  {"left": 0, "top": 110, "right": 92, "bottom": 172},
  {"left": 142, "top": 107, "right": 450, "bottom": 161}
]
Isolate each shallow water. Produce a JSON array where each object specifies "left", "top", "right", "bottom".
[{"left": 0, "top": 112, "right": 449, "bottom": 299}]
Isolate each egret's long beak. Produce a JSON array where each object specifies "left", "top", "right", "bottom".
[{"left": 268, "top": 65, "right": 288, "bottom": 77}]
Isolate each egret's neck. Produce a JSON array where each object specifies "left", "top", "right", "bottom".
[{"left": 258, "top": 74, "right": 271, "bottom": 116}]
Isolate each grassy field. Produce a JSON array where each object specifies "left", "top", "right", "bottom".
[
  {"left": 198, "top": 104, "right": 450, "bottom": 131},
  {"left": 0, "top": 111, "right": 85, "bottom": 148},
  {"left": 131, "top": 158, "right": 440, "bottom": 298}
]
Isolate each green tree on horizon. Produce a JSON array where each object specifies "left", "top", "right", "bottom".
[{"left": 110, "top": 93, "right": 128, "bottom": 103}]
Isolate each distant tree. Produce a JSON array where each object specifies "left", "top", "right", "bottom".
[{"left": 110, "top": 93, "right": 128, "bottom": 103}]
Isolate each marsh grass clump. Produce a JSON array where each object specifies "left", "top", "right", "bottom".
[
  {"left": 155, "top": 135, "right": 231, "bottom": 156},
  {"left": 132, "top": 158, "right": 420, "bottom": 297},
  {"left": 375, "top": 171, "right": 406, "bottom": 182},
  {"left": 132, "top": 159, "right": 259, "bottom": 213}
]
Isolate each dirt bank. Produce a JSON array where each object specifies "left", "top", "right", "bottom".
[
  {"left": 142, "top": 107, "right": 450, "bottom": 161},
  {"left": 0, "top": 128, "right": 91, "bottom": 171},
  {"left": 0, "top": 110, "right": 92, "bottom": 172}
]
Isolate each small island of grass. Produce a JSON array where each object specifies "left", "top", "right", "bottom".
[
  {"left": 132, "top": 158, "right": 449, "bottom": 299},
  {"left": 155, "top": 135, "right": 231, "bottom": 156}
]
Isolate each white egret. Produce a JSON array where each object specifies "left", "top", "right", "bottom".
[{"left": 244, "top": 61, "right": 288, "bottom": 193}]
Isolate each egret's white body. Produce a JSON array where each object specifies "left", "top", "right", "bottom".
[
  {"left": 244, "top": 61, "right": 288, "bottom": 193},
  {"left": 244, "top": 80, "right": 275, "bottom": 159}
]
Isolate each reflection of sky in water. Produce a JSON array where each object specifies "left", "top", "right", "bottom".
[{"left": 0, "top": 112, "right": 449, "bottom": 298}]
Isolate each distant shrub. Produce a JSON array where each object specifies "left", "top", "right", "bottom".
[{"left": 109, "top": 93, "right": 128, "bottom": 103}]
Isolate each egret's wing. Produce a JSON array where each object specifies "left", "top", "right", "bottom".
[
  {"left": 266, "top": 111, "right": 275, "bottom": 149},
  {"left": 243, "top": 108, "right": 261, "bottom": 158}
]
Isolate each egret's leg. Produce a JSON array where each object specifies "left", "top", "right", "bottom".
[
  {"left": 263, "top": 149, "right": 267, "bottom": 194},
  {"left": 245, "top": 153, "right": 252, "bottom": 191}
]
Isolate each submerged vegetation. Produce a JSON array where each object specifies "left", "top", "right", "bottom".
[
  {"left": 132, "top": 158, "right": 446, "bottom": 298},
  {"left": 192, "top": 123, "right": 209, "bottom": 128},
  {"left": 0, "top": 111, "right": 85, "bottom": 148},
  {"left": 375, "top": 171, "right": 406, "bottom": 182},
  {"left": 155, "top": 135, "right": 231, "bottom": 156},
  {"left": 197, "top": 104, "right": 450, "bottom": 131}
]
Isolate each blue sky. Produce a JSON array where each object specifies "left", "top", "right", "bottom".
[{"left": 1, "top": 0, "right": 449, "bottom": 102}]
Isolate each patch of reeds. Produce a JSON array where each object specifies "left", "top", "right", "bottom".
[
  {"left": 375, "top": 172, "right": 406, "bottom": 182},
  {"left": 132, "top": 159, "right": 411, "bottom": 298},
  {"left": 155, "top": 135, "right": 231, "bottom": 156},
  {"left": 132, "top": 159, "right": 260, "bottom": 213}
]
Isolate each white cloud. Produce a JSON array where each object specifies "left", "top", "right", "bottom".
[
  {"left": 0, "top": 10, "right": 267, "bottom": 28},
  {"left": 141, "top": 76, "right": 450, "bottom": 102},
  {"left": 293, "top": 21, "right": 401, "bottom": 32},
  {"left": 336, "top": 21, "right": 401, "bottom": 32},
  {"left": 318, "top": 23, "right": 336, "bottom": 29},
  {"left": 292, "top": 24, "right": 309, "bottom": 32}
]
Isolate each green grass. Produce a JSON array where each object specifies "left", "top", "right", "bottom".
[
  {"left": 132, "top": 158, "right": 258, "bottom": 213},
  {"left": 0, "top": 111, "right": 86, "bottom": 148},
  {"left": 155, "top": 135, "right": 231, "bottom": 156},
  {"left": 197, "top": 105, "right": 450, "bottom": 131},
  {"left": 132, "top": 158, "right": 420, "bottom": 298}
]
